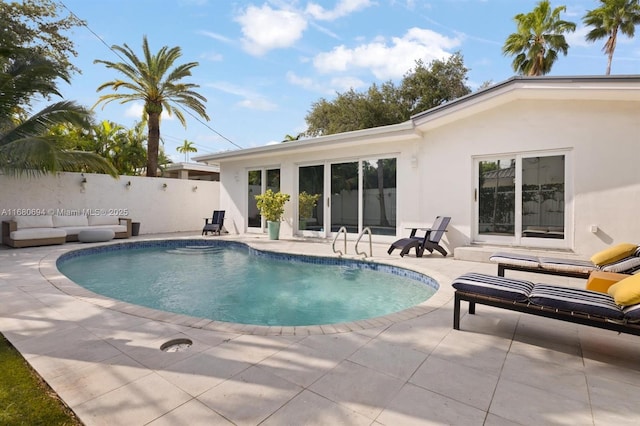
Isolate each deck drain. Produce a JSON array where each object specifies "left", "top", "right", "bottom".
[{"left": 160, "top": 338, "right": 193, "bottom": 352}]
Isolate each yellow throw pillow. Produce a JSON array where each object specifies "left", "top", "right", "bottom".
[
  {"left": 608, "top": 274, "right": 640, "bottom": 306},
  {"left": 590, "top": 243, "right": 638, "bottom": 266}
]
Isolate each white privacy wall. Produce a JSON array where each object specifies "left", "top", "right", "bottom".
[{"left": 0, "top": 172, "right": 219, "bottom": 243}]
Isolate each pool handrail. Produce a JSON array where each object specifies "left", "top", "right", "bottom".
[
  {"left": 332, "top": 226, "right": 348, "bottom": 256},
  {"left": 355, "top": 227, "right": 372, "bottom": 258}
]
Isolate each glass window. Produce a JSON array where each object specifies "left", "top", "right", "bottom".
[
  {"left": 331, "top": 162, "right": 359, "bottom": 233},
  {"left": 522, "top": 155, "right": 565, "bottom": 239},
  {"left": 478, "top": 158, "right": 515, "bottom": 236},
  {"left": 247, "top": 170, "right": 262, "bottom": 228},
  {"left": 298, "top": 165, "right": 324, "bottom": 231}
]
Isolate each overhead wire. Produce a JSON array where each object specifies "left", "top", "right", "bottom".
[{"left": 58, "top": 1, "right": 243, "bottom": 151}]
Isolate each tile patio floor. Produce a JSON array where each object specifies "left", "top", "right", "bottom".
[{"left": 2, "top": 233, "right": 640, "bottom": 425}]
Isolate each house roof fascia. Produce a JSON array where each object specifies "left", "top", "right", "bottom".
[
  {"left": 411, "top": 75, "right": 640, "bottom": 131},
  {"left": 193, "top": 120, "right": 418, "bottom": 164}
]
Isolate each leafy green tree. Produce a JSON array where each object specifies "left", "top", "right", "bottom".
[
  {"left": 94, "top": 36, "right": 209, "bottom": 177},
  {"left": 305, "top": 54, "right": 470, "bottom": 137},
  {"left": 0, "top": 0, "right": 83, "bottom": 80},
  {"left": 400, "top": 53, "right": 471, "bottom": 115},
  {"left": 176, "top": 139, "right": 197, "bottom": 162},
  {"left": 583, "top": 0, "right": 640, "bottom": 75},
  {"left": 503, "top": 0, "right": 576, "bottom": 76},
  {"left": 0, "top": 47, "right": 116, "bottom": 177}
]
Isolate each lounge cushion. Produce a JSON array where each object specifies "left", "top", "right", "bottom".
[
  {"left": 600, "top": 256, "right": 640, "bottom": 274},
  {"left": 622, "top": 303, "right": 640, "bottom": 322},
  {"left": 608, "top": 274, "right": 640, "bottom": 306},
  {"left": 489, "top": 252, "right": 540, "bottom": 268},
  {"left": 53, "top": 215, "right": 89, "bottom": 227},
  {"left": 529, "top": 284, "right": 624, "bottom": 320},
  {"left": 451, "top": 272, "right": 534, "bottom": 302},
  {"left": 88, "top": 215, "right": 119, "bottom": 226},
  {"left": 13, "top": 215, "right": 54, "bottom": 229},
  {"left": 538, "top": 257, "right": 596, "bottom": 274},
  {"left": 590, "top": 243, "right": 638, "bottom": 267}
]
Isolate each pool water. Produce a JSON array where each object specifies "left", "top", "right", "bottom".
[{"left": 57, "top": 242, "right": 437, "bottom": 326}]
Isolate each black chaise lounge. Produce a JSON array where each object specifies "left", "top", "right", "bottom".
[
  {"left": 452, "top": 272, "right": 640, "bottom": 336},
  {"left": 202, "top": 210, "right": 225, "bottom": 235},
  {"left": 490, "top": 243, "right": 640, "bottom": 279},
  {"left": 388, "top": 216, "right": 451, "bottom": 257}
]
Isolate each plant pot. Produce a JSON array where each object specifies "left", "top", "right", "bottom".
[{"left": 267, "top": 221, "right": 281, "bottom": 240}]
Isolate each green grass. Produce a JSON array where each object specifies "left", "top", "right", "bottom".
[{"left": 0, "top": 334, "right": 82, "bottom": 426}]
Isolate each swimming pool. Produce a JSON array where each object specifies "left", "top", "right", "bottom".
[{"left": 57, "top": 240, "right": 438, "bottom": 326}]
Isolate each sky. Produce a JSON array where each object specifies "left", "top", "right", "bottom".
[{"left": 52, "top": 0, "right": 640, "bottom": 162}]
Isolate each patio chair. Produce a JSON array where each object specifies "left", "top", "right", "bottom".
[
  {"left": 387, "top": 216, "right": 451, "bottom": 257},
  {"left": 202, "top": 210, "right": 225, "bottom": 236}
]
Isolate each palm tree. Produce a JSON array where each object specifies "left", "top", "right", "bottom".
[
  {"left": 583, "top": 0, "right": 640, "bottom": 75},
  {"left": 0, "top": 48, "right": 117, "bottom": 177},
  {"left": 176, "top": 139, "right": 197, "bottom": 162},
  {"left": 502, "top": 0, "right": 576, "bottom": 76},
  {"left": 94, "top": 36, "right": 209, "bottom": 177}
]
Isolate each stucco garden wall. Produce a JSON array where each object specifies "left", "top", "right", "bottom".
[{"left": 0, "top": 172, "right": 219, "bottom": 244}]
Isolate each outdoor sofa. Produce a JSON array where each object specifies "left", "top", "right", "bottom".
[
  {"left": 2, "top": 214, "right": 132, "bottom": 248},
  {"left": 452, "top": 272, "right": 640, "bottom": 336}
]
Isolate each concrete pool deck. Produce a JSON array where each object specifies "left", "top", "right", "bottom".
[{"left": 1, "top": 233, "right": 640, "bottom": 425}]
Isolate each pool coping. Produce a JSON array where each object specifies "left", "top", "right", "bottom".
[{"left": 40, "top": 236, "right": 454, "bottom": 335}]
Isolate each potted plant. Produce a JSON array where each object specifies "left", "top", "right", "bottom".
[
  {"left": 298, "top": 191, "right": 321, "bottom": 230},
  {"left": 255, "top": 189, "right": 290, "bottom": 240}
]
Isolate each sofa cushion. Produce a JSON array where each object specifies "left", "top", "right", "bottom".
[
  {"left": 88, "top": 215, "right": 119, "bottom": 226},
  {"left": 53, "top": 215, "right": 89, "bottom": 228},
  {"left": 57, "top": 226, "right": 92, "bottom": 236},
  {"left": 590, "top": 243, "right": 638, "bottom": 267},
  {"left": 13, "top": 215, "right": 54, "bottom": 229},
  {"left": 529, "top": 284, "right": 624, "bottom": 320},
  {"left": 607, "top": 274, "right": 640, "bottom": 306},
  {"left": 451, "top": 273, "right": 534, "bottom": 302},
  {"left": 10, "top": 228, "right": 66, "bottom": 240}
]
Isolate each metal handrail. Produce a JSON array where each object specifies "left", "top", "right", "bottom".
[
  {"left": 355, "top": 227, "right": 372, "bottom": 258},
  {"left": 332, "top": 226, "right": 348, "bottom": 256}
]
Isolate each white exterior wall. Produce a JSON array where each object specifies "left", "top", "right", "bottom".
[
  {"left": 219, "top": 139, "right": 416, "bottom": 240},
  {"left": 412, "top": 98, "right": 640, "bottom": 257},
  {"left": 0, "top": 172, "right": 219, "bottom": 242},
  {"left": 213, "top": 94, "right": 640, "bottom": 257}
]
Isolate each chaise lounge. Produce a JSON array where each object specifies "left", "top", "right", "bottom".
[
  {"left": 490, "top": 243, "right": 640, "bottom": 279},
  {"left": 452, "top": 272, "right": 640, "bottom": 336},
  {"left": 388, "top": 216, "right": 451, "bottom": 257}
]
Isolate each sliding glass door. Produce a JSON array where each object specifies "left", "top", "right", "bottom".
[{"left": 475, "top": 153, "right": 567, "bottom": 247}]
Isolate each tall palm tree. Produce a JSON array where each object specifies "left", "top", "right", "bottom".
[
  {"left": 503, "top": 0, "right": 576, "bottom": 76},
  {"left": 583, "top": 0, "right": 640, "bottom": 75},
  {"left": 94, "top": 36, "right": 209, "bottom": 177},
  {"left": 176, "top": 139, "right": 197, "bottom": 162},
  {"left": 0, "top": 48, "right": 117, "bottom": 177}
]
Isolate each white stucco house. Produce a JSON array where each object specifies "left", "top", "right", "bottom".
[{"left": 194, "top": 75, "right": 640, "bottom": 258}]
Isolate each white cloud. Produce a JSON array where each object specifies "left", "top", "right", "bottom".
[
  {"left": 199, "top": 30, "right": 234, "bottom": 44},
  {"left": 208, "top": 81, "right": 276, "bottom": 111},
  {"left": 313, "top": 27, "right": 462, "bottom": 79},
  {"left": 237, "top": 98, "right": 277, "bottom": 111},
  {"left": 306, "top": 0, "right": 374, "bottom": 21},
  {"left": 287, "top": 71, "right": 365, "bottom": 95},
  {"left": 236, "top": 4, "right": 307, "bottom": 56},
  {"left": 566, "top": 25, "right": 590, "bottom": 48},
  {"left": 200, "top": 51, "right": 223, "bottom": 61},
  {"left": 124, "top": 103, "right": 174, "bottom": 121}
]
